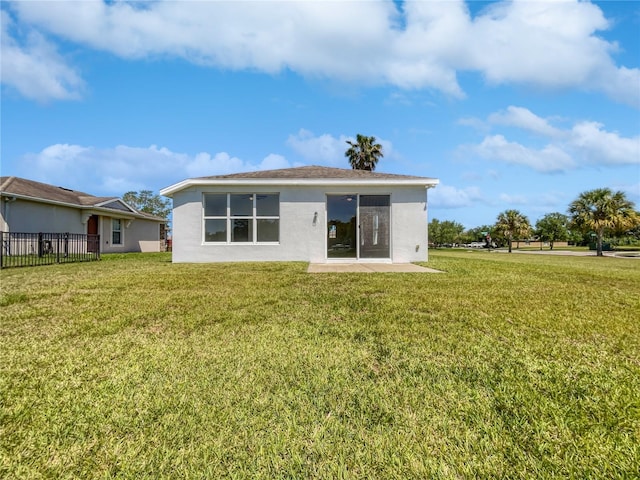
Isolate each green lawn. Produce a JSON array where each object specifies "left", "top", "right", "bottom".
[{"left": 1, "top": 251, "right": 638, "bottom": 479}]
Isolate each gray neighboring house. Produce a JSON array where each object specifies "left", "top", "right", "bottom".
[
  {"left": 0, "top": 176, "right": 167, "bottom": 253},
  {"left": 161, "top": 165, "right": 439, "bottom": 264}
]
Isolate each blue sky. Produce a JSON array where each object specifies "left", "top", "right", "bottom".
[{"left": 1, "top": 0, "right": 639, "bottom": 228}]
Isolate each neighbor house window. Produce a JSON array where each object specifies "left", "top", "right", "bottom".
[
  {"left": 112, "top": 219, "right": 123, "bottom": 245},
  {"left": 203, "top": 193, "right": 279, "bottom": 243}
]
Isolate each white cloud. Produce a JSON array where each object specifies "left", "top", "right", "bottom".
[
  {"left": 458, "top": 116, "right": 489, "bottom": 133},
  {"left": 469, "top": 107, "right": 640, "bottom": 172},
  {"left": 429, "top": 184, "right": 483, "bottom": 208},
  {"left": 474, "top": 135, "right": 576, "bottom": 173},
  {"left": 184, "top": 151, "right": 246, "bottom": 178},
  {"left": 0, "top": 10, "right": 84, "bottom": 101},
  {"left": 286, "top": 129, "right": 393, "bottom": 167},
  {"left": 488, "top": 106, "right": 563, "bottom": 138},
  {"left": 570, "top": 122, "right": 640, "bottom": 166},
  {"left": 39, "top": 143, "right": 90, "bottom": 162},
  {"left": 6, "top": 0, "right": 639, "bottom": 105},
  {"left": 19, "top": 144, "right": 298, "bottom": 196},
  {"left": 468, "top": 2, "right": 608, "bottom": 85},
  {"left": 596, "top": 65, "right": 640, "bottom": 107},
  {"left": 257, "top": 154, "right": 292, "bottom": 171},
  {"left": 286, "top": 129, "right": 351, "bottom": 166}
]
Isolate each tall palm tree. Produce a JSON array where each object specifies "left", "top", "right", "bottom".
[
  {"left": 345, "top": 134, "right": 383, "bottom": 171},
  {"left": 568, "top": 188, "right": 639, "bottom": 256},
  {"left": 494, "top": 209, "right": 531, "bottom": 253}
]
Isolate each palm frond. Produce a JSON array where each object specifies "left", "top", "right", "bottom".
[{"left": 344, "top": 134, "right": 383, "bottom": 171}]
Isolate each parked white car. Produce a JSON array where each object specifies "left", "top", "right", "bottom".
[{"left": 468, "top": 242, "right": 486, "bottom": 248}]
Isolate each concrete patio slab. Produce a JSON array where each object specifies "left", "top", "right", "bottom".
[{"left": 307, "top": 263, "right": 443, "bottom": 273}]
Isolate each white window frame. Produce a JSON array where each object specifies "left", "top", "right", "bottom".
[
  {"left": 111, "top": 218, "right": 124, "bottom": 246},
  {"left": 203, "top": 193, "right": 280, "bottom": 244}
]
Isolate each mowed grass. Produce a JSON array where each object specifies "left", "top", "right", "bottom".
[{"left": 1, "top": 251, "right": 638, "bottom": 479}]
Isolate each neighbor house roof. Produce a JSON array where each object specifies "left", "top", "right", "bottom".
[
  {"left": 0, "top": 176, "right": 166, "bottom": 222},
  {"left": 161, "top": 165, "right": 439, "bottom": 197}
]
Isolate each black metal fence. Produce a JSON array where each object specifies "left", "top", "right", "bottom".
[{"left": 1, "top": 232, "right": 100, "bottom": 269}]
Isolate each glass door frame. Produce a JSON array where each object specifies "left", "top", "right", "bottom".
[
  {"left": 326, "top": 194, "right": 358, "bottom": 260},
  {"left": 359, "top": 194, "right": 391, "bottom": 260},
  {"left": 325, "top": 193, "right": 392, "bottom": 262}
]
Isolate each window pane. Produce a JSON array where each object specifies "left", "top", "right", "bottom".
[
  {"left": 204, "top": 194, "right": 227, "bottom": 216},
  {"left": 230, "top": 194, "right": 253, "bottom": 216},
  {"left": 231, "top": 219, "right": 252, "bottom": 242},
  {"left": 257, "top": 219, "right": 279, "bottom": 242},
  {"left": 112, "top": 219, "right": 122, "bottom": 244},
  {"left": 256, "top": 194, "right": 279, "bottom": 216},
  {"left": 204, "top": 219, "right": 227, "bottom": 242}
]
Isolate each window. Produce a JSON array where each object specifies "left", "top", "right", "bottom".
[
  {"left": 112, "top": 219, "right": 123, "bottom": 245},
  {"left": 204, "top": 194, "right": 227, "bottom": 242},
  {"left": 203, "top": 193, "right": 279, "bottom": 243}
]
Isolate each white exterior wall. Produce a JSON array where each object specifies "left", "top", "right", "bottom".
[
  {"left": 390, "top": 188, "right": 429, "bottom": 263},
  {"left": 172, "top": 184, "right": 428, "bottom": 263},
  {"left": 1, "top": 199, "right": 86, "bottom": 233},
  {"left": 101, "top": 216, "right": 162, "bottom": 253}
]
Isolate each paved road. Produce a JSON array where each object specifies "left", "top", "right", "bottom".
[{"left": 494, "top": 249, "right": 640, "bottom": 258}]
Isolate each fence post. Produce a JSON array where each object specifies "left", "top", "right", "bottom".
[{"left": 0, "top": 231, "right": 3, "bottom": 269}]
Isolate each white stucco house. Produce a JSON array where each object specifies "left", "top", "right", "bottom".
[
  {"left": 1, "top": 176, "right": 168, "bottom": 253},
  {"left": 160, "top": 166, "right": 438, "bottom": 264}
]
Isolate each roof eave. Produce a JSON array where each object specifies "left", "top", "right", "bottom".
[{"left": 161, "top": 177, "right": 439, "bottom": 197}]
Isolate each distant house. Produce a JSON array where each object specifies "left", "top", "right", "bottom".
[
  {"left": 160, "top": 165, "right": 439, "bottom": 263},
  {"left": 0, "top": 176, "right": 167, "bottom": 253}
]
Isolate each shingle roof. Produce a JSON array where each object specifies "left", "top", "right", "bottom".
[
  {"left": 0, "top": 176, "right": 115, "bottom": 205},
  {"left": 195, "top": 165, "right": 435, "bottom": 181},
  {"left": 162, "top": 165, "right": 439, "bottom": 197},
  {"left": 0, "top": 176, "right": 166, "bottom": 221}
]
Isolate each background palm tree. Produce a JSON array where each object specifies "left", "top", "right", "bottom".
[
  {"left": 494, "top": 209, "right": 531, "bottom": 253},
  {"left": 568, "top": 188, "right": 639, "bottom": 256},
  {"left": 345, "top": 134, "right": 383, "bottom": 171}
]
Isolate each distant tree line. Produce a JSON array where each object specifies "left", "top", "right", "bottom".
[
  {"left": 340, "top": 137, "right": 640, "bottom": 257},
  {"left": 429, "top": 188, "right": 639, "bottom": 256}
]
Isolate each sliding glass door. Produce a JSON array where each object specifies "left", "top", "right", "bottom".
[
  {"left": 359, "top": 195, "right": 390, "bottom": 259},
  {"left": 326, "top": 195, "right": 357, "bottom": 258},
  {"left": 326, "top": 194, "right": 390, "bottom": 260}
]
